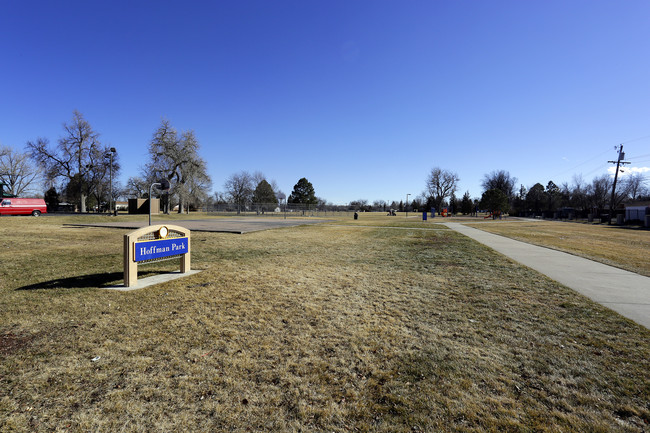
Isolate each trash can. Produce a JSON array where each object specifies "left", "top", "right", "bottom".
[
  {"left": 354, "top": 212, "right": 358, "bottom": 220},
  {"left": 422, "top": 211, "right": 427, "bottom": 221}
]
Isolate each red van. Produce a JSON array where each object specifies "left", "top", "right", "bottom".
[{"left": 0, "top": 198, "right": 48, "bottom": 216}]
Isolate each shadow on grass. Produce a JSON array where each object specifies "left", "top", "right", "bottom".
[
  {"left": 16, "top": 271, "right": 169, "bottom": 291},
  {"left": 604, "top": 224, "right": 650, "bottom": 232}
]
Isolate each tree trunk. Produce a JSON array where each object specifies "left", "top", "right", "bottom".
[{"left": 80, "top": 193, "right": 87, "bottom": 213}]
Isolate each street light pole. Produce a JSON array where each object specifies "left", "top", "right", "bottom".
[
  {"left": 149, "top": 182, "right": 161, "bottom": 226},
  {"left": 106, "top": 147, "right": 116, "bottom": 214},
  {"left": 406, "top": 193, "right": 410, "bottom": 218}
]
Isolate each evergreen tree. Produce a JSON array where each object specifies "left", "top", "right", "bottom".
[
  {"left": 526, "top": 183, "right": 546, "bottom": 213},
  {"left": 449, "top": 194, "right": 457, "bottom": 214},
  {"left": 480, "top": 189, "right": 509, "bottom": 217},
  {"left": 252, "top": 179, "right": 278, "bottom": 205},
  {"left": 513, "top": 184, "right": 527, "bottom": 215},
  {"left": 44, "top": 187, "right": 60, "bottom": 212},
  {"left": 288, "top": 177, "right": 317, "bottom": 205},
  {"left": 546, "top": 180, "right": 560, "bottom": 211},
  {"left": 460, "top": 191, "right": 473, "bottom": 215}
]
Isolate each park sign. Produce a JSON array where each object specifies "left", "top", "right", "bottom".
[
  {"left": 134, "top": 236, "right": 188, "bottom": 262},
  {"left": 124, "top": 224, "right": 191, "bottom": 287}
]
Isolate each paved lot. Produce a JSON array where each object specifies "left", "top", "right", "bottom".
[
  {"left": 444, "top": 222, "right": 650, "bottom": 330},
  {"left": 68, "top": 217, "right": 331, "bottom": 234}
]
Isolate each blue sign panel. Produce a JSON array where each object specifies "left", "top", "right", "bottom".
[{"left": 134, "top": 237, "right": 189, "bottom": 262}]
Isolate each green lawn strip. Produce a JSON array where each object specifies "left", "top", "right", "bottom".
[{"left": 1, "top": 218, "right": 648, "bottom": 431}]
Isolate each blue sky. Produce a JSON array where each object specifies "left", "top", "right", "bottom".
[{"left": 1, "top": 0, "right": 649, "bottom": 204}]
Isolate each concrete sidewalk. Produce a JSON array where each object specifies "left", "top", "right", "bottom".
[{"left": 443, "top": 222, "right": 650, "bottom": 329}]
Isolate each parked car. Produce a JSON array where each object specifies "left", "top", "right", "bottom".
[{"left": 0, "top": 198, "right": 48, "bottom": 216}]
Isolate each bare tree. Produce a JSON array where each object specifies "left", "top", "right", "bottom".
[
  {"left": 125, "top": 176, "right": 150, "bottom": 198},
  {"left": 622, "top": 173, "right": 648, "bottom": 201},
  {"left": 350, "top": 199, "right": 369, "bottom": 211},
  {"left": 481, "top": 170, "right": 517, "bottom": 198},
  {"left": 558, "top": 182, "right": 571, "bottom": 208},
  {"left": 567, "top": 175, "right": 589, "bottom": 212},
  {"left": 425, "top": 167, "right": 460, "bottom": 214},
  {"left": 269, "top": 179, "right": 281, "bottom": 194},
  {"left": 224, "top": 171, "right": 253, "bottom": 213},
  {"left": 85, "top": 150, "right": 121, "bottom": 211},
  {"left": 0, "top": 146, "right": 42, "bottom": 196},
  {"left": 482, "top": 169, "right": 517, "bottom": 211},
  {"left": 251, "top": 171, "right": 266, "bottom": 187},
  {"left": 214, "top": 191, "right": 228, "bottom": 204},
  {"left": 316, "top": 197, "right": 329, "bottom": 211},
  {"left": 145, "top": 120, "right": 211, "bottom": 213},
  {"left": 373, "top": 199, "right": 387, "bottom": 211},
  {"left": 27, "top": 111, "right": 104, "bottom": 212},
  {"left": 589, "top": 175, "right": 612, "bottom": 210},
  {"left": 175, "top": 157, "right": 212, "bottom": 212}
]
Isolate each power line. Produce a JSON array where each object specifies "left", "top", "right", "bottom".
[
  {"left": 625, "top": 152, "right": 650, "bottom": 161},
  {"left": 550, "top": 147, "right": 612, "bottom": 179},
  {"left": 550, "top": 134, "right": 650, "bottom": 180},
  {"left": 621, "top": 134, "right": 650, "bottom": 145},
  {"left": 582, "top": 163, "right": 609, "bottom": 178}
]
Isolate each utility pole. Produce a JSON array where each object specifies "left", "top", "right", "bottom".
[
  {"left": 607, "top": 145, "right": 630, "bottom": 224},
  {"left": 406, "top": 193, "right": 410, "bottom": 218},
  {"left": 105, "top": 147, "right": 116, "bottom": 214}
]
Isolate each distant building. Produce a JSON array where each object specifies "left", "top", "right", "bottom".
[
  {"left": 625, "top": 201, "right": 650, "bottom": 222},
  {"left": 56, "top": 202, "right": 76, "bottom": 212}
]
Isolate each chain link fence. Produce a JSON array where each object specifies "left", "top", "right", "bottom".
[{"left": 202, "top": 202, "right": 353, "bottom": 218}]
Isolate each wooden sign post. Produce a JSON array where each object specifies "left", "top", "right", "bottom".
[{"left": 124, "top": 224, "right": 190, "bottom": 287}]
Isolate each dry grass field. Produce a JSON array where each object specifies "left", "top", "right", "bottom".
[
  {"left": 1, "top": 213, "right": 648, "bottom": 432},
  {"left": 465, "top": 219, "right": 650, "bottom": 277}
]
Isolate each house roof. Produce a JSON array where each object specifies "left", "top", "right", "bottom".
[{"left": 626, "top": 201, "right": 650, "bottom": 207}]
